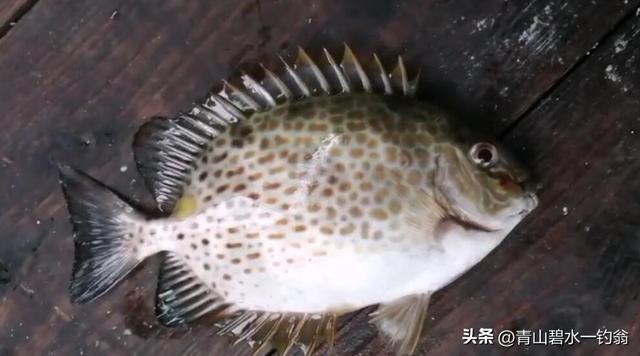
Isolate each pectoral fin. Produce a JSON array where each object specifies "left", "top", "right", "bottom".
[{"left": 370, "top": 294, "right": 431, "bottom": 355}]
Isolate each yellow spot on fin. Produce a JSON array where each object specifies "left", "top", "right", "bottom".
[{"left": 172, "top": 195, "right": 198, "bottom": 218}]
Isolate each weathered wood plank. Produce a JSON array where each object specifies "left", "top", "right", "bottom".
[
  {"left": 332, "top": 8, "right": 640, "bottom": 356},
  {"left": 0, "top": 0, "right": 638, "bottom": 355},
  {"left": 0, "top": 0, "right": 29, "bottom": 29}
]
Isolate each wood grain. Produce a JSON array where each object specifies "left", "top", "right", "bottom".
[
  {"left": 0, "top": 0, "right": 35, "bottom": 36},
  {"left": 0, "top": 0, "right": 638, "bottom": 355}
]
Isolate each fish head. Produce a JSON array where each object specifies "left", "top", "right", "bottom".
[{"left": 435, "top": 139, "right": 538, "bottom": 232}]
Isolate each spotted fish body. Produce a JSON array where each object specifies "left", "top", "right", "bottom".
[{"left": 60, "top": 46, "right": 538, "bottom": 355}]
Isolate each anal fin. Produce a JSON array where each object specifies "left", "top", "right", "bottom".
[
  {"left": 217, "top": 311, "right": 337, "bottom": 356},
  {"left": 370, "top": 294, "right": 431, "bottom": 355},
  {"left": 156, "top": 253, "right": 234, "bottom": 326}
]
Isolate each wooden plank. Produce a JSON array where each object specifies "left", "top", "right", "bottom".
[
  {"left": 332, "top": 9, "right": 640, "bottom": 356},
  {"left": 0, "top": 0, "right": 34, "bottom": 35},
  {"left": 0, "top": 0, "right": 638, "bottom": 355}
]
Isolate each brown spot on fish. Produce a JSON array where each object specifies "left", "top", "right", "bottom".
[
  {"left": 349, "top": 206, "right": 363, "bottom": 218},
  {"left": 248, "top": 172, "right": 263, "bottom": 181},
  {"left": 247, "top": 252, "right": 261, "bottom": 259},
  {"left": 260, "top": 137, "right": 270, "bottom": 149},
  {"left": 217, "top": 184, "right": 229, "bottom": 193},
  {"left": 346, "top": 120, "right": 366, "bottom": 131},
  {"left": 388, "top": 199, "right": 402, "bottom": 214},
  {"left": 226, "top": 242, "right": 243, "bottom": 249},
  {"left": 320, "top": 226, "right": 334, "bottom": 235},
  {"left": 231, "top": 139, "right": 244, "bottom": 148},
  {"left": 384, "top": 146, "right": 398, "bottom": 162},
  {"left": 360, "top": 182, "right": 373, "bottom": 192},
  {"left": 326, "top": 207, "right": 337, "bottom": 219},
  {"left": 233, "top": 183, "right": 247, "bottom": 192},
  {"left": 339, "top": 224, "right": 356, "bottom": 235},
  {"left": 258, "top": 152, "right": 275, "bottom": 164},
  {"left": 308, "top": 122, "right": 328, "bottom": 131},
  {"left": 287, "top": 152, "right": 299, "bottom": 163},
  {"left": 212, "top": 152, "right": 228, "bottom": 163},
  {"left": 268, "top": 233, "right": 285, "bottom": 239},
  {"left": 248, "top": 192, "right": 260, "bottom": 200},
  {"left": 374, "top": 188, "right": 390, "bottom": 203},
  {"left": 350, "top": 147, "right": 365, "bottom": 158},
  {"left": 274, "top": 135, "right": 288, "bottom": 146},
  {"left": 406, "top": 169, "right": 422, "bottom": 185},
  {"left": 264, "top": 182, "right": 281, "bottom": 190},
  {"left": 269, "top": 166, "right": 286, "bottom": 174},
  {"left": 370, "top": 208, "right": 389, "bottom": 220}
]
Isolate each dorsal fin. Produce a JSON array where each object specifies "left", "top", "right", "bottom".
[
  {"left": 156, "top": 253, "right": 234, "bottom": 326},
  {"left": 134, "top": 45, "right": 419, "bottom": 211}
]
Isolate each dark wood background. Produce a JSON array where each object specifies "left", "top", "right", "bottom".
[{"left": 0, "top": 0, "right": 639, "bottom": 355}]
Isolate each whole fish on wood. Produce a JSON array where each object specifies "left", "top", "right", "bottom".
[{"left": 60, "top": 45, "right": 538, "bottom": 355}]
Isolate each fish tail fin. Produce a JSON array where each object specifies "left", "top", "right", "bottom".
[{"left": 59, "top": 165, "right": 144, "bottom": 304}]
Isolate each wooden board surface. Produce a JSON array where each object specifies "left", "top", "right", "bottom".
[
  {"left": 0, "top": 0, "right": 639, "bottom": 355},
  {"left": 0, "top": 0, "right": 30, "bottom": 30}
]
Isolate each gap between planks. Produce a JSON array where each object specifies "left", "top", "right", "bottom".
[
  {"left": 499, "top": 4, "right": 640, "bottom": 139},
  {"left": 0, "top": 0, "right": 41, "bottom": 40}
]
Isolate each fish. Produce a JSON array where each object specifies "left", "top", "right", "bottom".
[{"left": 59, "top": 45, "right": 538, "bottom": 355}]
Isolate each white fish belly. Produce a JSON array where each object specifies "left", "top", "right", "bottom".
[{"left": 157, "top": 219, "right": 510, "bottom": 315}]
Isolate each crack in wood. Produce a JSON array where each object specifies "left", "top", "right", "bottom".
[
  {"left": 499, "top": 3, "right": 640, "bottom": 139},
  {"left": 0, "top": 0, "right": 40, "bottom": 40}
]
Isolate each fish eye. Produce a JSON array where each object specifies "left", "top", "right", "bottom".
[{"left": 469, "top": 142, "right": 499, "bottom": 168}]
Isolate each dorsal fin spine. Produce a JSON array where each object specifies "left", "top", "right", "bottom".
[
  {"left": 323, "top": 47, "right": 350, "bottom": 93},
  {"left": 373, "top": 53, "right": 393, "bottom": 95},
  {"left": 241, "top": 72, "right": 276, "bottom": 107},
  {"left": 342, "top": 44, "right": 372, "bottom": 92},
  {"left": 221, "top": 81, "right": 261, "bottom": 111},
  {"left": 297, "top": 47, "right": 331, "bottom": 94},
  {"left": 280, "top": 56, "right": 311, "bottom": 97},
  {"left": 209, "top": 94, "right": 245, "bottom": 122},
  {"left": 260, "top": 64, "right": 293, "bottom": 100}
]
